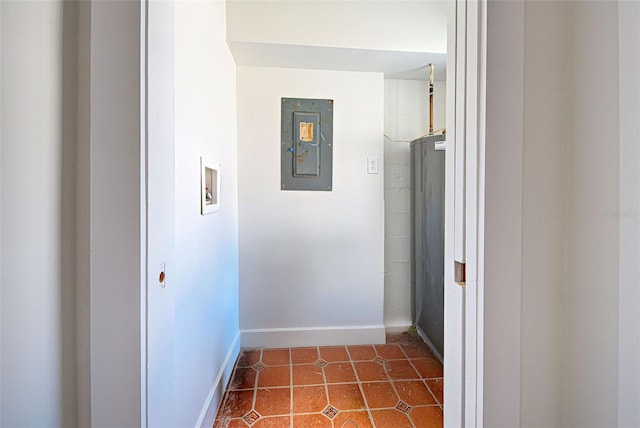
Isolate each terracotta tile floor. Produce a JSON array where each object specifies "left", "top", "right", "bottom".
[{"left": 214, "top": 334, "right": 443, "bottom": 428}]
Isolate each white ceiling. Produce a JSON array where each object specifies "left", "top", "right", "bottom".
[{"left": 228, "top": 41, "right": 447, "bottom": 81}]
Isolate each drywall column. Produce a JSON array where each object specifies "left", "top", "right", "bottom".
[
  {"left": 563, "top": 3, "right": 620, "bottom": 426},
  {"left": 618, "top": 2, "right": 640, "bottom": 426},
  {"left": 76, "top": 0, "right": 91, "bottom": 425},
  {"left": 520, "top": 1, "right": 566, "bottom": 426},
  {"left": 482, "top": 1, "right": 524, "bottom": 425},
  {"left": 89, "top": 1, "right": 143, "bottom": 425},
  {"left": 1, "top": 2, "right": 69, "bottom": 425}
]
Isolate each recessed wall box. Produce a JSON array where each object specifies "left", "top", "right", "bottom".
[
  {"left": 200, "top": 157, "right": 220, "bottom": 215},
  {"left": 281, "top": 98, "right": 333, "bottom": 191}
]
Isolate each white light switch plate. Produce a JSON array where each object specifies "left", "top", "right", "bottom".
[{"left": 367, "top": 156, "right": 379, "bottom": 174}]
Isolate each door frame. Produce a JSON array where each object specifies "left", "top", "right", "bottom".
[{"left": 444, "top": 0, "right": 488, "bottom": 425}]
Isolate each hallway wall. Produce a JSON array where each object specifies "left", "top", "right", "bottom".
[
  {"left": 520, "top": 1, "right": 566, "bottom": 425},
  {"left": 562, "top": 2, "right": 620, "bottom": 425},
  {"left": 237, "top": 66, "right": 385, "bottom": 347},
  {"left": 1, "top": 1, "right": 78, "bottom": 425},
  {"left": 617, "top": 2, "right": 640, "bottom": 425},
  {"left": 484, "top": 1, "right": 627, "bottom": 426},
  {"left": 174, "top": 1, "right": 240, "bottom": 425}
]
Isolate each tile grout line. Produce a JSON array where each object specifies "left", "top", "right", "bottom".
[
  {"left": 320, "top": 346, "right": 337, "bottom": 428},
  {"left": 382, "top": 345, "right": 417, "bottom": 428},
  {"left": 322, "top": 346, "right": 340, "bottom": 428},
  {"left": 346, "top": 346, "right": 377, "bottom": 428},
  {"left": 319, "top": 345, "right": 334, "bottom": 427},
  {"left": 399, "top": 345, "right": 443, "bottom": 409},
  {"left": 423, "top": 380, "right": 442, "bottom": 408},
  {"left": 289, "top": 347, "right": 294, "bottom": 428},
  {"left": 248, "top": 349, "right": 263, "bottom": 426}
]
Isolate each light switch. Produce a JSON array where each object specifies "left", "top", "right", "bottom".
[{"left": 367, "top": 156, "right": 379, "bottom": 174}]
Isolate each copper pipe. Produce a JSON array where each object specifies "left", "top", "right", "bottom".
[{"left": 429, "top": 64, "right": 434, "bottom": 134}]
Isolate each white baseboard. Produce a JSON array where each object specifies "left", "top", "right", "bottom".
[
  {"left": 240, "top": 325, "right": 386, "bottom": 348},
  {"left": 195, "top": 332, "right": 241, "bottom": 428}
]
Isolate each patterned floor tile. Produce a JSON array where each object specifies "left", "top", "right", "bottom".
[
  {"left": 218, "top": 390, "right": 254, "bottom": 419},
  {"left": 354, "top": 361, "right": 389, "bottom": 382},
  {"left": 370, "top": 409, "right": 413, "bottom": 428},
  {"left": 257, "top": 366, "right": 290, "bottom": 388},
  {"left": 254, "top": 387, "right": 290, "bottom": 416},
  {"left": 347, "top": 345, "right": 377, "bottom": 361},
  {"left": 319, "top": 346, "right": 349, "bottom": 362},
  {"left": 291, "top": 347, "right": 318, "bottom": 364},
  {"left": 324, "top": 362, "right": 357, "bottom": 383},
  {"left": 293, "top": 385, "right": 327, "bottom": 413},
  {"left": 361, "top": 381, "right": 399, "bottom": 409},
  {"left": 409, "top": 406, "right": 444, "bottom": 428},
  {"left": 426, "top": 378, "right": 444, "bottom": 404},
  {"left": 262, "top": 349, "right": 290, "bottom": 366},
  {"left": 385, "top": 360, "right": 420, "bottom": 380},
  {"left": 322, "top": 405, "right": 339, "bottom": 419},
  {"left": 332, "top": 411, "right": 374, "bottom": 428},
  {"left": 252, "top": 416, "right": 291, "bottom": 427},
  {"left": 237, "top": 350, "right": 261, "bottom": 367},
  {"left": 243, "top": 410, "right": 261, "bottom": 425},
  {"left": 375, "top": 344, "right": 407, "bottom": 360},
  {"left": 215, "top": 334, "right": 443, "bottom": 428},
  {"left": 292, "top": 364, "right": 324, "bottom": 385},
  {"left": 327, "top": 383, "right": 366, "bottom": 411},
  {"left": 230, "top": 367, "right": 257, "bottom": 390},
  {"left": 395, "top": 380, "right": 437, "bottom": 406},
  {"left": 411, "top": 357, "right": 444, "bottom": 379},
  {"left": 293, "top": 413, "right": 332, "bottom": 428}
]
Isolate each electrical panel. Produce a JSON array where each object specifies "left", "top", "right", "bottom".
[{"left": 281, "top": 98, "right": 333, "bottom": 191}]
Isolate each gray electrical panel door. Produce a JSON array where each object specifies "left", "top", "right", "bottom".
[
  {"left": 281, "top": 98, "right": 333, "bottom": 191},
  {"left": 410, "top": 134, "right": 446, "bottom": 361}
]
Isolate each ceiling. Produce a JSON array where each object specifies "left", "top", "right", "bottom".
[{"left": 228, "top": 41, "right": 447, "bottom": 81}]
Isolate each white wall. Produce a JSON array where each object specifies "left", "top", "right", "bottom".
[
  {"left": 237, "top": 66, "right": 385, "bottom": 347},
  {"left": 227, "top": 0, "right": 447, "bottom": 54},
  {"left": 563, "top": 2, "right": 620, "bottom": 425},
  {"left": 618, "top": 2, "right": 640, "bottom": 426},
  {"left": 75, "top": 2, "right": 91, "bottom": 425},
  {"left": 481, "top": 1, "right": 627, "bottom": 426},
  {"left": 520, "top": 1, "right": 565, "bottom": 426},
  {"left": 384, "top": 79, "right": 446, "bottom": 143},
  {"left": 482, "top": 2, "right": 525, "bottom": 425},
  {"left": 383, "top": 79, "right": 445, "bottom": 329},
  {"left": 0, "top": 1, "right": 76, "bottom": 425},
  {"left": 174, "top": 1, "right": 240, "bottom": 426},
  {"left": 2, "top": 2, "right": 242, "bottom": 426},
  {"left": 89, "top": 2, "right": 143, "bottom": 425}
]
